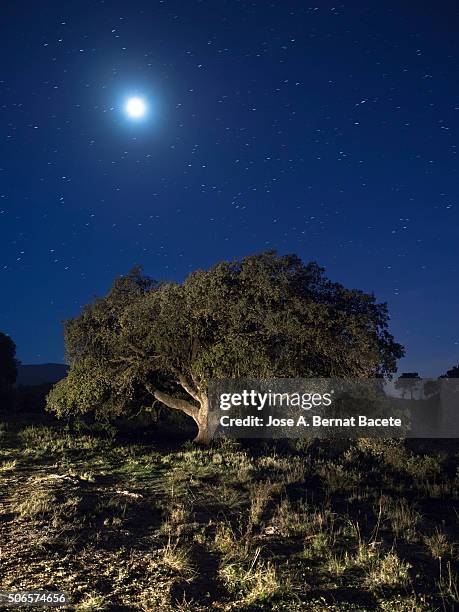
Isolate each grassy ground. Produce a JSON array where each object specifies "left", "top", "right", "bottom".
[{"left": 0, "top": 418, "right": 458, "bottom": 611}]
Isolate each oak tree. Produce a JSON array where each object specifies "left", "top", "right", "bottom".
[{"left": 47, "top": 252, "right": 404, "bottom": 443}]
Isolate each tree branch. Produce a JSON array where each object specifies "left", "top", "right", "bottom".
[
  {"left": 126, "top": 341, "right": 147, "bottom": 358},
  {"left": 145, "top": 383, "right": 199, "bottom": 420},
  {"left": 177, "top": 374, "right": 202, "bottom": 403},
  {"left": 108, "top": 356, "right": 138, "bottom": 365},
  {"left": 190, "top": 371, "right": 203, "bottom": 393}
]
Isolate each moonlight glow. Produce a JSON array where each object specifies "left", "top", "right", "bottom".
[{"left": 125, "top": 97, "right": 147, "bottom": 119}]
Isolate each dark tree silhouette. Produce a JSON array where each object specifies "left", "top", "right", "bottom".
[
  {"left": 424, "top": 364, "right": 459, "bottom": 397},
  {"left": 0, "top": 331, "right": 18, "bottom": 409},
  {"left": 395, "top": 372, "right": 421, "bottom": 399},
  {"left": 0, "top": 331, "right": 18, "bottom": 386},
  {"left": 441, "top": 364, "right": 459, "bottom": 378}
]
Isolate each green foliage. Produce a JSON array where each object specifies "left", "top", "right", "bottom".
[
  {"left": 47, "top": 252, "right": 404, "bottom": 430},
  {"left": 47, "top": 358, "right": 119, "bottom": 419}
]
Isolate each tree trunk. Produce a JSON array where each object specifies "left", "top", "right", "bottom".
[
  {"left": 192, "top": 397, "right": 215, "bottom": 445},
  {"left": 148, "top": 383, "right": 216, "bottom": 445},
  {"left": 194, "top": 419, "right": 213, "bottom": 444}
]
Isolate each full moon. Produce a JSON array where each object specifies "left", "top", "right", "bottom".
[{"left": 125, "top": 97, "right": 147, "bottom": 119}]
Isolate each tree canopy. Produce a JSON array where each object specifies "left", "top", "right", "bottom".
[
  {"left": 47, "top": 252, "right": 404, "bottom": 442},
  {"left": 395, "top": 372, "right": 421, "bottom": 399},
  {"left": 441, "top": 364, "right": 459, "bottom": 379},
  {"left": 0, "top": 331, "right": 18, "bottom": 386},
  {"left": 0, "top": 331, "right": 18, "bottom": 409}
]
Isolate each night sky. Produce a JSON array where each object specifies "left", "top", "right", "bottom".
[{"left": 1, "top": 1, "right": 458, "bottom": 376}]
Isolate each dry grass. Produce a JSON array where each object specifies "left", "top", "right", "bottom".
[
  {"left": 0, "top": 422, "right": 457, "bottom": 610},
  {"left": 219, "top": 548, "right": 284, "bottom": 605},
  {"left": 161, "top": 538, "right": 194, "bottom": 575},
  {"left": 381, "top": 496, "right": 421, "bottom": 542},
  {"left": 424, "top": 529, "right": 453, "bottom": 559}
]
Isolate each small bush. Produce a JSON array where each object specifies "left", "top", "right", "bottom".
[
  {"left": 364, "top": 551, "right": 411, "bottom": 590},
  {"left": 424, "top": 529, "right": 453, "bottom": 559},
  {"left": 219, "top": 550, "right": 284, "bottom": 605},
  {"left": 382, "top": 497, "right": 421, "bottom": 541},
  {"left": 316, "top": 460, "right": 361, "bottom": 492}
]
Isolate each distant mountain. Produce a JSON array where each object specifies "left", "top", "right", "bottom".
[{"left": 17, "top": 363, "right": 69, "bottom": 386}]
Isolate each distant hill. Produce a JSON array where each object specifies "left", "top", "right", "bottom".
[{"left": 17, "top": 363, "right": 69, "bottom": 386}]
